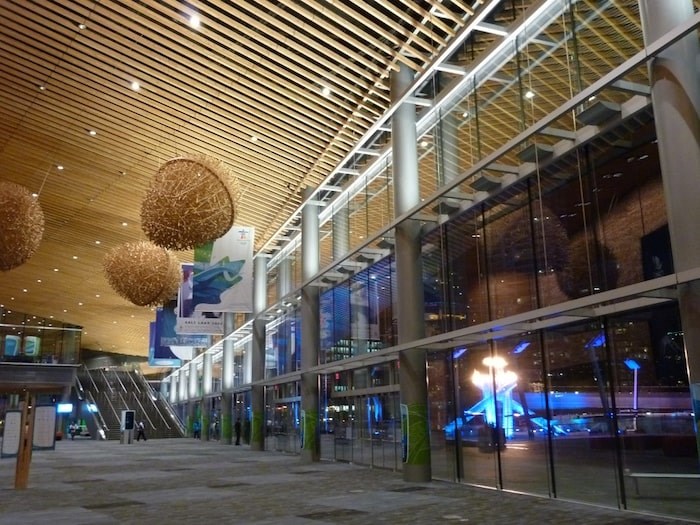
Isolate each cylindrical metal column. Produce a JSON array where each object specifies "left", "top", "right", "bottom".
[
  {"left": 332, "top": 200, "right": 350, "bottom": 260},
  {"left": 188, "top": 360, "right": 198, "bottom": 399},
  {"left": 201, "top": 352, "right": 212, "bottom": 440},
  {"left": 187, "top": 360, "right": 198, "bottom": 435},
  {"left": 178, "top": 369, "right": 187, "bottom": 401},
  {"left": 277, "top": 258, "right": 292, "bottom": 300},
  {"left": 221, "top": 312, "right": 235, "bottom": 444},
  {"left": 203, "top": 352, "right": 213, "bottom": 396},
  {"left": 640, "top": 0, "right": 700, "bottom": 457},
  {"left": 169, "top": 374, "right": 178, "bottom": 404},
  {"left": 392, "top": 62, "right": 430, "bottom": 482},
  {"left": 251, "top": 255, "right": 267, "bottom": 450},
  {"left": 277, "top": 258, "right": 293, "bottom": 376},
  {"left": 301, "top": 186, "right": 320, "bottom": 462}
]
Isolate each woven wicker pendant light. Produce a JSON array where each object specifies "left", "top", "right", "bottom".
[
  {"left": 103, "top": 241, "right": 181, "bottom": 306},
  {"left": 140, "top": 156, "right": 237, "bottom": 250},
  {"left": 0, "top": 181, "right": 45, "bottom": 271}
]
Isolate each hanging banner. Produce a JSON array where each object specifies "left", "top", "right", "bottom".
[
  {"left": 153, "top": 301, "right": 210, "bottom": 365},
  {"left": 148, "top": 322, "right": 180, "bottom": 367},
  {"left": 176, "top": 263, "right": 224, "bottom": 335},
  {"left": 193, "top": 226, "right": 254, "bottom": 313}
]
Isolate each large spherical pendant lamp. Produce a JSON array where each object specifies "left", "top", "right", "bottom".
[
  {"left": 0, "top": 181, "right": 45, "bottom": 271},
  {"left": 103, "top": 241, "right": 181, "bottom": 306},
  {"left": 140, "top": 156, "right": 237, "bottom": 250}
]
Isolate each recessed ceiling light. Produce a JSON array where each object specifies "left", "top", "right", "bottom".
[
  {"left": 22, "top": 289, "right": 27, "bottom": 292},
  {"left": 121, "top": 222, "right": 128, "bottom": 226},
  {"left": 31, "top": 192, "right": 38, "bottom": 198},
  {"left": 38, "top": 85, "right": 46, "bottom": 91},
  {"left": 189, "top": 14, "right": 201, "bottom": 29},
  {"left": 72, "top": 255, "right": 78, "bottom": 259},
  {"left": 95, "top": 294, "right": 100, "bottom": 298},
  {"left": 53, "top": 268, "right": 59, "bottom": 272},
  {"left": 63, "top": 309, "right": 68, "bottom": 313},
  {"left": 78, "top": 23, "right": 86, "bottom": 30},
  {"left": 131, "top": 81, "right": 140, "bottom": 91},
  {"left": 56, "top": 165, "right": 64, "bottom": 170},
  {"left": 49, "top": 315, "right": 53, "bottom": 319},
  {"left": 78, "top": 302, "right": 83, "bottom": 306},
  {"left": 88, "top": 129, "right": 97, "bottom": 136},
  {"left": 36, "top": 279, "right": 41, "bottom": 283},
  {"left": 95, "top": 240, "right": 101, "bottom": 244},
  {"left": 525, "top": 90, "right": 535, "bottom": 99},
  {"left": 321, "top": 86, "right": 331, "bottom": 97},
  {"left": 251, "top": 135, "right": 258, "bottom": 142}
]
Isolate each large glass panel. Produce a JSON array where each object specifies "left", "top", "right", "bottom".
[
  {"left": 455, "top": 342, "right": 499, "bottom": 488},
  {"left": 348, "top": 174, "right": 370, "bottom": 253},
  {"left": 494, "top": 334, "right": 551, "bottom": 496},
  {"left": 484, "top": 192, "right": 538, "bottom": 319},
  {"left": 320, "top": 282, "right": 351, "bottom": 363},
  {"left": 572, "top": 0, "right": 645, "bottom": 95},
  {"left": 364, "top": 158, "right": 393, "bottom": 238},
  {"left": 428, "top": 350, "right": 458, "bottom": 482},
  {"left": 544, "top": 321, "right": 618, "bottom": 507},
  {"left": 608, "top": 302, "right": 699, "bottom": 521},
  {"left": 423, "top": 206, "right": 489, "bottom": 338},
  {"left": 0, "top": 308, "right": 81, "bottom": 364},
  {"left": 446, "top": 209, "right": 488, "bottom": 330},
  {"left": 268, "top": 309, "right": 299, "bottom": 376}
]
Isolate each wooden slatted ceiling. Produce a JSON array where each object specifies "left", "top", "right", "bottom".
[
  {"left": 0, "top": 0, "right": 675, "bottom": 363},
  {"left": 0, "top": 0, "right": 472, "bottom": 358}
]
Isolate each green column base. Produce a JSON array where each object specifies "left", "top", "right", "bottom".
[
  {"left": 221, "top": 414, "right": 232, "bottom": 444},
  {"left": 403, "top": 402, "right": 431, "bottom": 482},
  {"left": 250, "top": 410, "right": 264, "bottom": 451},
  {"left": 301, "top": 409, "right": 319, "bottom": 462}
]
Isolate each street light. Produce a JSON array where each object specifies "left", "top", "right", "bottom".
[{"left": 624, "top": 358, "right": 641, "bottom": 411}]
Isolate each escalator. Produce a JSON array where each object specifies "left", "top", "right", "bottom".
[{"left": 75, "top": 366, "right": 185, "bottom": 440}]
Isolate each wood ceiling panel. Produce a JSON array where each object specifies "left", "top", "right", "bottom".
[{"left": 1, "top": 0, "right": 654, "bottom": 365}]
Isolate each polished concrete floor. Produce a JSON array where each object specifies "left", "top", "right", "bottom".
[{"left": 0, "top": 438, "right": 694, "bottom": 524}]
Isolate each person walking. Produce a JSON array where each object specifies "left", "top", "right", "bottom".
[
  {"left": 234, "top": 417, "right": 242, "bottom": 445},
  {"left": 136, "top": 420, "right": 147, "bottom": 441}
]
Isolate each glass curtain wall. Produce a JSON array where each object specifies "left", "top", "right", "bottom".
[
  {"left": 265, "top": 382, "right": 300, "bottom": 454},
  {"left": 322, "top": 366, "right": 401, "bottom": 470},
  {"left": 0, "top": 307, "right": 82, "bottom": 364},
  {"left": 266, "top": 308, "right": 301, "bottom": 379},
  {"left": 320, "top": 257, "right": 396, "bottom": 363},
  {"left": 427, "top": 298, "right": 698, "bottom": 520}
]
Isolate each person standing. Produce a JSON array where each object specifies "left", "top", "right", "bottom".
[
  {"left": 234, "top": 417, "right": 242, "bottom": 445},
  {"left": 193, "top": 420, "right": 201, "bottom": 439},
  {"left": 136, "top": 420, "right": 147, "bottom": 441}
]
